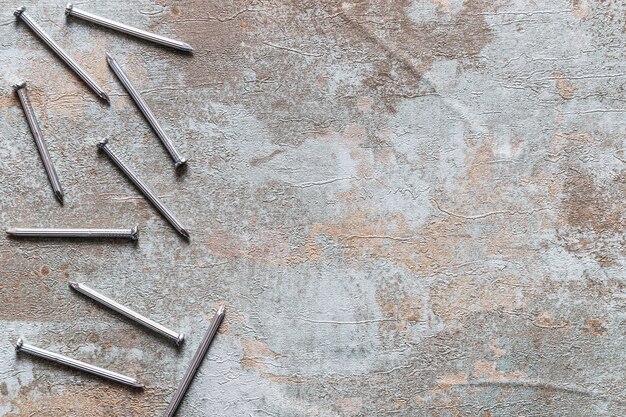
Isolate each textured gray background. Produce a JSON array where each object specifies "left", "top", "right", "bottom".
[{"left": 0, "top": 0, "right": 625, "bottom": 416}]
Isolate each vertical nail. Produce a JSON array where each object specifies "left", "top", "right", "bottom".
[
  {"left": 13, "top": 82, "right": 64, "bottom": 204},
  {"left": 14, "top": 6, "right": 109, "bottom": 102}
]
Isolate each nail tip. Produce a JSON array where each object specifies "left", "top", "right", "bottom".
[
  {"left": 180, "top": 229, "right": 190, "bottom": 239},
  {"left": 55, "top": 191, "right": 64, "bottom": 204}
]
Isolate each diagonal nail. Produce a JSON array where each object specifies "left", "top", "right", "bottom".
[
  {"left": 66, "top": 4, "right": 193, "bottom": 52},
  {"left": 163, "top": 306, "right": 225, "bottom": 417},
  {"left": 106, "top": 54, "right": 187, "bottom": 168},
  {"left": 13, "top": 82, "right": 64, "bottom": 204},
  {"left": 14, "top": 6, "right": 109, "bottom": 102},
  {"left": 69, "top": 281, "right": 184, "bottom": 345},
  {"left": 97, "top": 139, "right": 190, "bottom": 239},
  {"left": 15, "top": 338, "right": 143, "bottom": 388}
]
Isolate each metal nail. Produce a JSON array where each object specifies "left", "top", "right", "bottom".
[
  {"left": 6, "top": 226, "right": 138, "bottom": 240},
  {"left": 65, "top": 4, "right": 193, "bottom": 52},
  {"left": 163, "top": 306, "right": 225, "bottom": 417},
  {"left": 14, "top": 6, "right": 109, "bottom": 102},
  {"left": 69, "top": 282, "right": 184, "bottom": 345},
  {"left": 15, "top": 338, "right": 143, "bottom": 388},
  {"left": 97, "top": 139, "right": 190, "bottom": 239},
  {"left": 13, "top": 82, "right": 64, "bottom": 204},
  {"left": 106, "top": 54, "right": 187, "bottom": 168}
]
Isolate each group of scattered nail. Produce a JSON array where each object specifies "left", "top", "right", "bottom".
[{"left": 10, "top": 5, "right": 225, "bottom": 416}]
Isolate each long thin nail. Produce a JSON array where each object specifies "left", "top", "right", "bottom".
[
  {"left": 15, "top": 338, "right": 143, "bottom": 388},
  {"left": 13, "top": 82, "right": 64, "bottom": 204},
  {"left": 14, "top": 6, "right": 109, "bottom": 102},
  {"left": 7, "top": 226, "right": 138, "bottom": 240},
  {"left": 163, "top": 306, "right": 225, "bottom": 417},
  {"left": 65, "top": 4, "right": 193, "bottom": 52},
  {"left": 106, "top": 54, "right": 187, "bottom": 168},
  {"left": 97, "top": 139, "right": 189, "bottom": 239},
  {"left": 69, "top": 282, "right": 184, "bottom": 345}
]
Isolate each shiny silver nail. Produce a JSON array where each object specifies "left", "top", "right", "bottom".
[
  {"left": 7, "top": 226, "right": 138, "bottom": 240},
  {"left": 106, "top": 54, "right": 187, "bottom": 168},
  {"left": 65, "top": 4, "right": 193, "bottom": 52},
  {"left": 163, "top": 306, "right": 225, "bottom": 417},
  {"left": 13, "top": 82, "right": 64, "bottom": 204},
  {"left": 98, "top": 139, "right": 189, "bottom": 239},
  {"left": 69, "top": 281, "right": 184, "bottom": 345},
  {"left": 14, "top": 6, "right": 109, "bottom": 102},
  {"left": 15, "top": 338, "right": 143, "bottom": 388}
]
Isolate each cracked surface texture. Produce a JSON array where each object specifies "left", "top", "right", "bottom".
[{"left": 0, "top": 0, "right": 625, "bottom": 416}]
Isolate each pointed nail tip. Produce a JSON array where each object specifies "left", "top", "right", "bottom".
[
  {"left": 179, "top": 229, "right": 190, "bottom": 239},
  {"left": 55, "top": 191, "right": 64, "bottom": 204}
]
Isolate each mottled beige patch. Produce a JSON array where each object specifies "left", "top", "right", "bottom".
[
  {"left": 583, "top": 318, "right": 608, "bottom": 336},
  {"left": 240, "top": 339, "right": 285, "bottom": 371},
  {"left": 572, "top": 0, "right": 589, "bottom": 19},
  {"left": 554, "top": 71, "right": 577, "bottom": 100},
  {"left": 473, "top": 360, "right": 528, "bottom": 381},
  {"left": 335, "top": 397, "right": 363, "bottom": 415},
  {"left": 490, "top": 339, "right": 506, "bottom": 358}
]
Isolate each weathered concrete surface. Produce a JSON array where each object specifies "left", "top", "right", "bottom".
[{"left": 0, "top": 0, "right": 625, "bottom": 415}]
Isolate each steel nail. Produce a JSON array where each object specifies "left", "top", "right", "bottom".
[
  {"left": 97, "top": 139, "right": 190, "bottom": 239},
  {"left": 14, "top": 6, "right": 109, "bottom": 102},
  {"left": 6, "top": 226, "right": 138, "bottom": 240},
  {"left": 15, "top": 338, "right": 143, "bottom": 388},
  {"left": 13, "top": 82, "right": 65, "bottom": 204},
  {"left": 106, "top": 54, "right": 187, "bottom": 168},
  {"left": 69, "top": 282, "right": 184, "bottom": 345},
  {"left": 163, "top": 306, "right": 225, "bottom": 417},
  {"left": 65, "top": 4, "right": 193, "bottom": 52}
]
